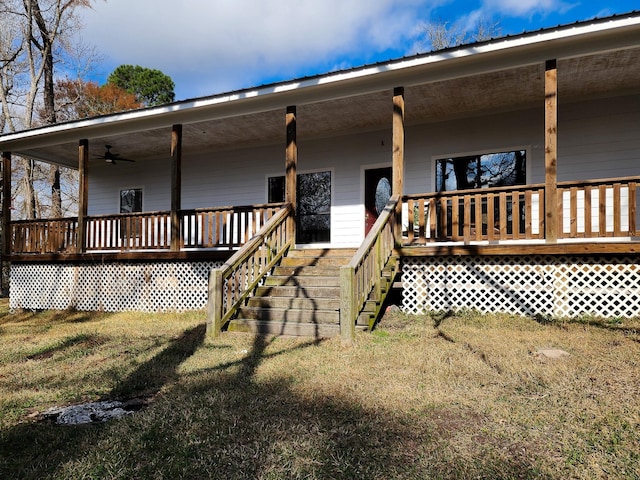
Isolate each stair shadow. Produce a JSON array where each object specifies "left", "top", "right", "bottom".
[
  {"left": 252, "top": 248, "right": 344, "bottom": 338},
  {"left": 0, "top": 320, "right": 548, "bottom": 479}
]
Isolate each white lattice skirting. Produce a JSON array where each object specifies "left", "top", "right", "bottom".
[
  {"left": 10, "top": 261, "right": 223, "bottom": 312},
  {"left": 402, "top": 255, "right": 640, "bottom": 318}
]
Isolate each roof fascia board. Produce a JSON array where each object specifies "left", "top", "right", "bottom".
[{"left": 2, "top": 14, "right": 639, "bottom": 152}]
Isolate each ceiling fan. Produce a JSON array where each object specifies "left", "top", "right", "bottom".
[{"left": 96, "top": 145, "right": 135, "bottom": 164}]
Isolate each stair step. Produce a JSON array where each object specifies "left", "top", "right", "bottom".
[
  {"left": 280, "top": 256, "right": 349, "bottom": 268},
  {"left": 263, "top": 275, "right": 340, "bottom": 287},
  {"left": 272, "top": 265, "right": 341, "bottom": 276},
  {"left": 357, "top": 312, "right": 373, "bottom": 326},
  {"left": 222, "top": 249, "right": 398, "bottom": 338},
  {"left": 227, "top": 320, "right": 343, "bottom": 337},
  {"left": 247, "top": 296, "right": 339, "bottom": 310},
  {"left": 287, "top": 248, "right": 356, "bottom": 258},
  {"left": 236, "top": 306, "right": 339, "bottom": 324},
  {"left": 255, "top": 285, "right": 341, "bottom": 298}
]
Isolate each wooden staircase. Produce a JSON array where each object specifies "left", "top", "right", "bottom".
[{"left": 226, "top": 248, "right": 399, "bottom": 337}]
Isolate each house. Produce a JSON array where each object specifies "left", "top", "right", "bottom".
[{"left": 1, "top": 12, "right": 640, "bottom": 338}]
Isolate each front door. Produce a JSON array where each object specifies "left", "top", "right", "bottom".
[{"left": 364, "top": 167, "right": 392, "bottom": 235}]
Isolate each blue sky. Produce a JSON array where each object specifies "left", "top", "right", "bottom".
[{"left": 77, "top": 0, "right": 637, "bottom": 101}]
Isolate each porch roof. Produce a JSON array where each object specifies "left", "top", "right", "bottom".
[{"left": 1, "top": 11, "right": 640, "bottom": 168}]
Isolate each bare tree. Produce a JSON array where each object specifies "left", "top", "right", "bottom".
[
  {"left": 420, "top": 16, "right": 501, "bottom": 50},
  {"left": 0, "top": 0, "right": 95, "bottom": 219}
]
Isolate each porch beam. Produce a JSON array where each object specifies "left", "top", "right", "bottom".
[
  {"left": 285, "top": 106, "right": 297, "bottom": 242},
  {"left": 545, "top": 59, "right": 558, "bottom": 243},
  {"left": 2, "top": 151, "right": 11, "bottom": 257},
  {"left": 170, "top": 124, "right": 182, "bottom": 252},
  {"left": 76, "top": 139, "right": 89, "bottom": 254},
  {"left": 392, "top": 87, "right": 405, "bottom": 245}
]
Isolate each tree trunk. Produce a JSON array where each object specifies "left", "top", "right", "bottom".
[{"left": 31, "top": 0, "right": 62, "bottom": 218}]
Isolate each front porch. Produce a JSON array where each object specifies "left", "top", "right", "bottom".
[
  {"left": 6, "top": 175, "right": 640, "bottom": 260},
  {"left": 3, "top": 14, "right": 640, "bottom": 336}
]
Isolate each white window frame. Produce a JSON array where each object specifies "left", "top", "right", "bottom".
[{"left": 431, "top": 146, "right": 531, "bottom": 192}]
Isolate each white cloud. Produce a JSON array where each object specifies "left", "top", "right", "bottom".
[
  {"left": 77, "top": 0, "right": 617, "bottom": 100},
  {"left": 78, "top": 0, "right": 445, "bottom": 99},
  {"left": 481, "top": 0, "right": 575, "bottom": 17}
]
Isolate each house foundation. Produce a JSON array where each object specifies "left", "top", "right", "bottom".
[
  {"left": 402, "top": 255, "right": 640, "bottom": 319},
  {"left": 10, "top": 260, "right": 223, "bottom": 312}
]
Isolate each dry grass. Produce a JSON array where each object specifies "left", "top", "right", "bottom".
[{"left": 0, "top": 299, "right": 638, "bottom": 479}]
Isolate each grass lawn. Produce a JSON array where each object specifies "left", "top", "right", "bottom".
[{"left": 0, "top": 299, "right": 638, "bottom": 479}]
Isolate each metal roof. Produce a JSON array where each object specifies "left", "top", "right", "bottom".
[{"left": 2, "top": 10, "right": 639, "bottom": 167}]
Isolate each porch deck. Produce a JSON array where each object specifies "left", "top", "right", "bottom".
[{"left": 6, "top": 176, "right": 640, "bottom": 261}]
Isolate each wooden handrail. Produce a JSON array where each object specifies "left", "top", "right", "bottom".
[
  {"left": 9, "top": 203, "right": 284, "bottom": 254},
  {"left": 402, "top": 176, "right": 640, "bottom": 245},
  {"left": 206, "top": 203, "right": 294, "bottom": 337},
  {"left": 340, "top": 195, "right": 399, "bottom": 341}
]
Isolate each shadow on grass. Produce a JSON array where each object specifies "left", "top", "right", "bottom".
[
  {"left": 25, "top": 333, "right": 109, "bottom": 361},
  {"left": 0, "top": 307, "right": 113, "bottom": 328},
  {"left": 533, "top": 313, "right": 640, "bottom": 342},
  {"left": 0, "top": 325, "right": 550, "bottom": 479}
]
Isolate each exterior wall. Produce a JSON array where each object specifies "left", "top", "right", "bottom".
[
  {"left": 9, "top": 261, "right": 223, "bottom": 312},
  {"left": 404, "top": 107, "right": 544, "bottom": 192},
  {"left": 86, "top": 95, "right": 640, "bottom": 247},
  {"left": 557, "top": 95, "right": 640, "bottom": 181},
  {"left": 402, "top": 255, "right": 640, "bottom": 319}
]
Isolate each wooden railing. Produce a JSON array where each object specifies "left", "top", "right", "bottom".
[
  {"left": 206, "top": 203, "right": 294, "bottom": 337},
  {"left": 85, "top": 211, "right": 171, "bottom": 250},
  {"left": 402, "top": 176, "right": 640, "bottom": 245},
  {"left": 9, "top": 203, "right": 284, "bottom": 254},
  {"left": 181, "top": 203, "right": 285, "bottom": 249},
  {"left": 340, "top": 195, "right": 398, "bottom": 341},
  {"left": 557, "top": 177, "right": 639, "bottom": 239},
  {"left": 10, "top": 218, "right": 79, "bottom": 254},
  {"left": 402, "top": 184, "right": 545, "bottom": 245}
]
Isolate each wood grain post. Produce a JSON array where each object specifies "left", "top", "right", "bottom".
[
  {"left": 545, "top": 60, "right": 558, "bottom": 243},
  {"left": 77, "top": 140, "right": 89, "bottom": 254},
  {"left": 170, "top": 124, "right": 183, "bottom": 251},
  {"left": 206, "top": 268, "right": 223, "bottom": 337},
  {"left": 207, "top": 268, "right": 224, "bottom": 337},
  {"left": 392, "top": 87, "right": 405, "bottom": 246},
  {"left": 2, "top": 151, "right": 11, "bottom": 257},
  {"left": 340, "top": 265, "right": 355, "bottom": 343},
  {"left": 285, "top": 106, "right": 297, "bottom": 242}
]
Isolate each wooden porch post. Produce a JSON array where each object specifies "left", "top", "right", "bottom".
[
  {"left": 286, "top": 106, "right": 297, "bottom": 242},
  {"left": 392, "top": 87, "right": 405, "bottom": 245},
  {"left": 76, "top": 139, "right": 89, "bottom": 254},
  {"left": 2, "top": 151, "right": 11, "bottom": 257},
  {"left": 170, "top": 124, "right": 182, "bottom": 251},
  {"left": 545, "top": 60, "right": 558, "bottom": 243}
]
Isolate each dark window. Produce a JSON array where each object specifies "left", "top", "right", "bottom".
[
  {"left": 268, "top": 171, "right": 331, "bottom": 243},
  {"left": 268, "top": 176, "right": 285, "bottom": 203},
  {"left": 435, "top": 150, "right": 526, "bottom": 192},
  {"left": 120, "top": 188, "right": 143, "bottom": 214}
]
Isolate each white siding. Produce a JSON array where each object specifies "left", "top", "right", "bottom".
[
  {"left": 87, "top": 95, "right": 640, "bottom": 246},
  {"left": 404, "top": 107, "right": 545, "bottom": 194},
  {"left": 557, "top": 96, "right": 640, "bottom": 180}
]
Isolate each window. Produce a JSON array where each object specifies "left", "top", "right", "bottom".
[
  {"left": 435, "top": 150, "right": 526, "bottom": 192},
  {"left": 268, "top": 171, "right": 331, "bottom": 244},
  {"left": 119, "top": 188, "right": 142, "bottom": 240},
  {"left": 267, "top": 176, "right": 285, "bottom": 204},
  {"left": 120, "top": 188, "right": 143, "bottom": 214},
  {"left": 433, "top": 150, "right": 527, "bottom": 237}
]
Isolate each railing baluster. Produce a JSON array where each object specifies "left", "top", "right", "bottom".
[
  {"left": 463, "top": 195, "right": 471, "bottom": 242},
  {"left": 474, "top": 193, "right": 482, "bottom": 241},
  {"left": 629, "top": 182, "right": 637, "bottom": 236},
  {"left": 584, "top": 186, "right": 592, "bottom": 237},
  {"left": 570, "top": 187, "right": 578, "bottom": 238},
  {"left": 613, "top": 183, "right": 622, "bottom": 236},
  {"left": 599, "top": 184, "right": 607, "bottom": 236}
]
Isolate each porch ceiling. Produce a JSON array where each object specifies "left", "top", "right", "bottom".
[{"left": 9, "top": 47, "right": 640, "bottom": 169}]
